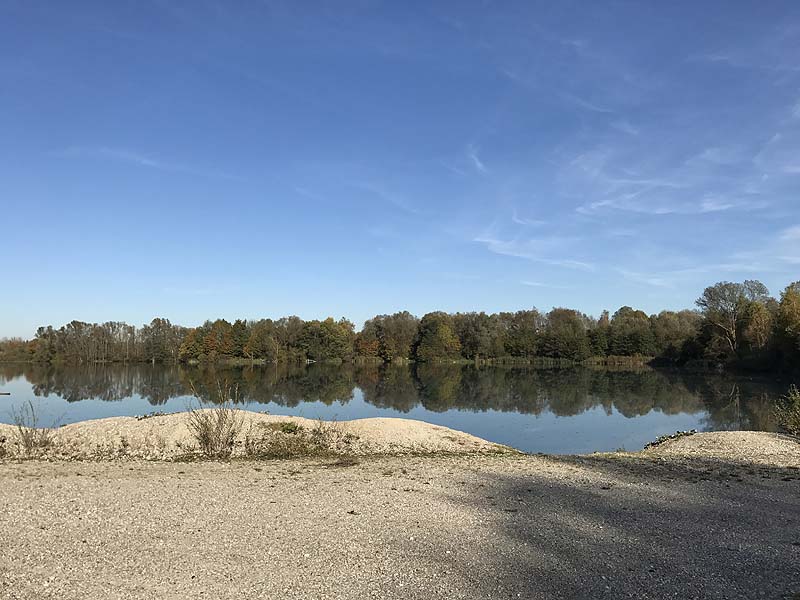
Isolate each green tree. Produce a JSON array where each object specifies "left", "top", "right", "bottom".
[
  {"left": 231, "top": 319, "right": 249, "bottom": 357},
  {"left": 588, "top": 310, "right": 610, "bottom": 356},
  {"left": 539, "top": 308, "right": 591, "bottom": 361},
  {"left": 696, "top": 280, "right": 769, "bottom": 355},
  {"left": 413, "top": 312, "right": 461, "bottom": 362},
  {"left": 301, "top": 318, "right": 355, "bottom": 362},
  {"left": 359, "top": 311, "right": 419, "bottom": 361},
  {"left": 608, "top": 307, "right": 656, "bottom": 356},
  {"left": 501, "top": 310, "right": 542, "bottom": 358},
  {"left": 650, "top": 310, "right": 701, "bottom": 360}
]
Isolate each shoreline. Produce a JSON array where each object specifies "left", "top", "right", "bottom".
[
  {"left": 1, "top": 411, "right": 798, "bottom": 465},
  {"left": 0, "top": 412, "right": 514, "bottom": 461},
  {"left": 1, "top": 356, "right": 795, "bottom": 376}
]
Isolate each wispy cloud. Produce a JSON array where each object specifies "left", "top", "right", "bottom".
[
  {"left": 561, "top": 92, "right": 613, "bottom": 114},
  {"left": 443, "top": 272, "right": 482, "bottom": 281},
  {"left": 692, "top": 146, "right": 748, "bottom": 166},
  {"left": 346, "top": 180, "right": 423, "bottom": 215},
  {"left": 615, "top": 261, "right": 766, "bottom": 289},
  {"left": 293, "top": 186, "right": 326, "bottom": 202},
  {"left": 753, "top": 131, "right": 800, "bottom": 176},
  {"left": 59, "top": 146, "right": 243, "bottom": 181},
  {"left": 466, "top": 144, "right": 488, "bottom": 174},
  {"left": 568, "top": 145, "right": 770, "bottom": 216},
  {"left": 691, "top": 52, "right": 800, "bottom": 74},
  {"left": 613, "top": 225, "right": 800, "bottom": 290},
  {"left": 511, "top": 209, "right": 546, "bottom": 226},
  {"left": 616, "top": 269, "right": 671, "bottom": 288},
  {"left": 520, "top": 280, "right": 570, "bottom": 289},
  {"left": 440, "top": 160, "right": 468, "bottom": 176},
  {"left": 162, "top": 286, "right": 217, "bottom": 296},
  {"left": 610, "top": 120, "right": 639, "bottom": 135},
  {"left": 474, "top": 235, "right": 594, "bottom": 270},
  {"left": 698, "top": 198, "right": 735, "bottom": 213}
]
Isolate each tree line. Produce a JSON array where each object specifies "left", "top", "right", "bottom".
[{"left": 1, "top": 279, "right": 798, "bottom": 371}]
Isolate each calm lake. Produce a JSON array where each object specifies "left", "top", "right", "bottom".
[{"left": 0, "top": 363, "right": 789, "bottom": 454}]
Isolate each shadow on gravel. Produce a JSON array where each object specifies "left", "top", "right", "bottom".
[{"left": 441, "top": 456, "right": 800, "bottom": 599}]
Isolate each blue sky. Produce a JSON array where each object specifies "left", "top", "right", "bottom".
[{"left": 2, "top": 1, "right": 800, "bottom": 337}]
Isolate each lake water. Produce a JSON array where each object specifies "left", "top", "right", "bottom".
[{"left": 0, "top": 363, "right": 789, "bottom": 454}]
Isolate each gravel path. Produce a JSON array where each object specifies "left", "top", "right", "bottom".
[{"left": 1, "top": 443, "right": 799, "bottom": 599}]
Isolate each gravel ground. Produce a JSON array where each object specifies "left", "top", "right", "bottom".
[{"left": 1, "top": 434, "right": 799, "bottom": 599}]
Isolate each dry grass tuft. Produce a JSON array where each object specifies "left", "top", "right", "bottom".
[{"left": 11, "top": 400, "right": 56, "bottom": 456}]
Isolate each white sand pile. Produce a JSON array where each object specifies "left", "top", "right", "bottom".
[
  {"left": 0, "top": 411, "right": 511, "bottom": 460},
  {"left": 645, "top": 431, "right": 800, "bottom": 467}
]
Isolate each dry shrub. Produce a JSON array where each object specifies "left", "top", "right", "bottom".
[
  {"left": 11, "top": 400, "right": 56, "bottom": 456},
  {"left": 187, "top": 380, "right": 245, "bottom": 459},
  {"left": 186, "top": 405, "right": 244, "bottom": 459}
]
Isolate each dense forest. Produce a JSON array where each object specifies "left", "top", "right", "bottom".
[{"left": 1, "top": 280, "right": 799, "bottom": 372}]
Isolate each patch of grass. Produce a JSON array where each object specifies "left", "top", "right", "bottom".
[
  {"left": 774, "top": 385, "right": 800, "bottom": 436},
  {"left": 264, "top": 421, "right": 303, "bottom": 435},
  {"left": 243, "top": 419, "right": 358, "bottom": 460},
  {"left": 243, "top": 424, "right": 319, "bottom": 459},
  {"left": 10, "top": 400, "right": 56, "bottom": 456}
]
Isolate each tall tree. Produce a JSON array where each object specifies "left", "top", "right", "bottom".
[
  {"left": 538, "top": 308, "right": 591, "bottom": 361},
  {"left": 696, "top": 281, "right": 769, "bottom": 355},
  {"left": 608, "top": 307, "right": 656, "bottom": 356},
  {"left": 413, "top": 312, "right": 461, "bottom": 362}
]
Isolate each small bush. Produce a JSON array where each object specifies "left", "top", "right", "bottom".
[
  {"left": 187, "top": 404, "right": 244, "bottom": 459},
  {"left": 264, "top": 421, "right": 303, "bottom": 435},
  {"left": 774, "top": 385, "right": 800, "bottom": 436},
  {"left": 186, "top": 380, "right": 246, "bottom": 459},
  {"left": 11, "top": 400, "right": 56, "bottom": 456}
]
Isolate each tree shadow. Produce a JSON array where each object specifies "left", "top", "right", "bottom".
[{"left": 432, "top": 454, "right": 800, "bottom": 599}]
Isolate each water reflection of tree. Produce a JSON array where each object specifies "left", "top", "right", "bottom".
[
  {"left": 357, "top": 364, "right": 419, "bottom": 413},
  {"left": 7, "top": 363, "right": 785, "bottom": 431},
  {"left": 686, "top": 376, "right": 782, "bottom": 431},
  {"left": 180, "top": 363, "right": 355, "bottom": 407},
  {"left": 0, "top": 364, "right": 28, "bottom": 385},
  {"left": 413, "top": 364, "right": 463, "bottom": 412}
]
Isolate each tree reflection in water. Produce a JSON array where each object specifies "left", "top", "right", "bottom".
[{"left": 0, "top": 362, "right": 785, "bottom": 432}]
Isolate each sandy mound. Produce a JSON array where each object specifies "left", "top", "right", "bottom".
[
  {"left": 644, "top": 431, "right": 800, "bottom": 467},
  {"left": 0, "top": 411, "right": 510, "bottom": 460}
]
